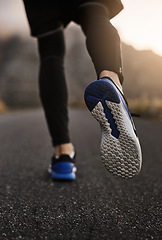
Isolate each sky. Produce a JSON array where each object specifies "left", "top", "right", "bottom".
[
  {"left": 111, "top": 0, "right": 162, "bottom": 56},
  {"left": 0, "top": 0, "right": 162, "bottom": 56}
]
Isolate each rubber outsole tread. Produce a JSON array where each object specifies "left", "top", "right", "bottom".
[{"left": 84, "top": 79, "right": 142, "bottom": 179}]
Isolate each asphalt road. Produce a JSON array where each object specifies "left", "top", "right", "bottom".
[{"left": 0, "top": 109, "right": 161, "bottom": 240}]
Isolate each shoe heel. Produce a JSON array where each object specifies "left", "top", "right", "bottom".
[
  {"left": 51, "top": 162, "right": 76, "bottom": 180},
  {"left": 84, "top": 79, "right": 120, "bottom": 112}
]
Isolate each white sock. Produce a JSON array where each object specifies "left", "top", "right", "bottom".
[
  {"left": 55, "top": 151, "right": 75, "bottom": 159},
  {"left": 69, "top": 151, "right": 75, "bottom": 159}
]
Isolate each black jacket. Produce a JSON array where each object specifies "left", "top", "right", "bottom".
[{"left": 23, "top": 0, "right": 123, "bottom": 36}]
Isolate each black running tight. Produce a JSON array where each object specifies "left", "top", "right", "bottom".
[{"left": 38, "top": 3, "right": 123, "bottom": 146}]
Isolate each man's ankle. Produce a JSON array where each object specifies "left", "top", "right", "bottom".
[{"left": 54, "top": 143, "right": 74, "bottom": 157}]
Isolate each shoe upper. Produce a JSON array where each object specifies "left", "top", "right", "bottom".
[{"left": 51, "top": 154, "right": 76, "bottom": 174}]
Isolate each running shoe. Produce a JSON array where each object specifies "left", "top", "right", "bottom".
[
  {"left": 84, "top": 77, "right": 142, "bottom": 179},
  {"left": 48, "top": 154, "right": 77, "bottom": 180}
]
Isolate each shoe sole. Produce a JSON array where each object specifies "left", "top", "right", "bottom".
[
  {"left": 84, "top": 79, "right": 142, "bottom": 179},
  {"left": 48, "top": 164, "right": 77, "bottom": 181},
  {"left": 51, "top": 171, "right": 76, "bottom": 180}
]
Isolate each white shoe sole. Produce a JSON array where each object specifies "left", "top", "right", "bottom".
[{"left": 85, "top": 78, "right": 142, "bottom": 179}]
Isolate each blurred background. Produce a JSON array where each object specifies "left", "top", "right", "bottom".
[{"left": 0, "top": 0, "right": 162, "bottom": 119}]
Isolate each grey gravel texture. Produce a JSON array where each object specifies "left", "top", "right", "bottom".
[{"left": 0, "top": 109, "right": 161, "bottom": 240}]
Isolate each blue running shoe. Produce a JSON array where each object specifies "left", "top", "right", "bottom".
[
  {"left": 48, "top": 154, "right": 77, "bottom": 180},
  {"left": 84, "top": 77, "right": 142, "bottom": 179}
]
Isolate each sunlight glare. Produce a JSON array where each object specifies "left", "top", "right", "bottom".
[{"left": 111, "top": 0, "right": 162, "bottom": 56}]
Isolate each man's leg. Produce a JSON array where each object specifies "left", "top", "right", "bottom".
[
  {"left": 38, "top": 29, "right": 74, "bottom": 156},
  {"left": 76, "top": 3, "right": 123, "bottom": 86},
  {"left": 76, "top": 3, "right": 142, "bottom": 178}
]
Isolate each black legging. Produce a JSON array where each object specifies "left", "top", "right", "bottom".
[{"left": 38, "top": 3, "right": 123, "bottom": 146}]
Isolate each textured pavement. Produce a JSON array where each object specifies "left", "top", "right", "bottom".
[{"left": 0, "top": 109, "right": 161, "bottom": 240}]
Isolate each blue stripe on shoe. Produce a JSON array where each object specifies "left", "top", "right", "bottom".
[
  {"left": 102, "top": 99, "right": 119, "bottom": 139},
  {"left": 120, "top": 95, "right": 131, "bottom": 120},
  {"left": 102, "top": 78, "right": 131, "bottom": 120},
  {"left": 84, "top": 79, "right": 120, "bottom": 139}
]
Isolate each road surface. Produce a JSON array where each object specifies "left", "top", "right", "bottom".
[{"left": 0, "top": 109, "right": 161, "bottom": 240}]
